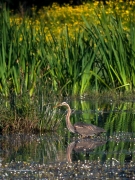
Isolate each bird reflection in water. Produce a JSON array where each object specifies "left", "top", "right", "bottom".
[
  {"left": 54, "top": 102, "right": 106, "bottom": 137},
  {"left": 66, "top": 138, "right": 106, "bottom": 162}
]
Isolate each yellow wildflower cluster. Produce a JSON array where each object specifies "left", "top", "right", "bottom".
[{"left": 10, "top": 0, "right": 135, "bottom": 40}]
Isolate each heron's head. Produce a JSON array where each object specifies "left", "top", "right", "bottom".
[{"left": 54, "top": 102, "right": 68, "bottom": 108}]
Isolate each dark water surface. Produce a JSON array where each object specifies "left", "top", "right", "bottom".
[{"left": 0, "top": 100, "right": 135, "bottom": 179}]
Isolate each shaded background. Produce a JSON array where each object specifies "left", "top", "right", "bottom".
[
  {"left": 0, "top": 0, "right": 133, "bottom": 10},
  {"left": 1, "top": 0, "right": 107, "bottom": 10}
]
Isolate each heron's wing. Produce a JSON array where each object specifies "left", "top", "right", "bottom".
[{"left": 74, "top": 122, "right": 105, "bottom": 136}]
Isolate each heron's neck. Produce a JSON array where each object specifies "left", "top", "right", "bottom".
[{"left": 66, "top": 104, "right": 75, "bottom": 133}]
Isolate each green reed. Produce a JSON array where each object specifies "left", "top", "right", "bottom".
[
  {"left": 1, "top": 6, "right": 135, "bottom": 97},
  {"left": 0, "top": 93, "right": 62, "bottom": 133},
  {"left": 46, "top": 10, "right": 135, "bottom": 95},
  {"left": 83, "top": 10, "right": 135, "bottom": 92},
  {"left": 0, "top": 7, "right": 47, "bottom": 97},
  {"left": 1, "top": 5, "right": 135, "bottom": 132}
]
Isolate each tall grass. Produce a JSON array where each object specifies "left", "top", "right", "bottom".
[
  {"left": 0, "top": 5, "right": 135, "bottom": 97},
  {"left": 82, "top": 11, "right": 135, "bottom": 92},
  {"left": 45, "top": 9, "right": 134, "bottom": 94},
  {"left": 1, "top": 3, "right": 135, "bottom": 132},
  {"left": 0, "top": 93, "right": 62, "bottom": 133}
]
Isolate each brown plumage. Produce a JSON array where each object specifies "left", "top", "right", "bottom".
[{"left": 55, "top": 102, "right": 106, "bottom": 137}]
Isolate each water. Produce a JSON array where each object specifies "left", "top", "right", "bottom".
[{"left": 0, "top": 99, "right": 135, "bottom": 179}]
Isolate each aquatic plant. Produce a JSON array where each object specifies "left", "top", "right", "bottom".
[
  {"left": 0, "top": 94, "right": 62, "bottom": 133},
  {"left": 1, "top": 1, "right": 135, "bottom": 97}
]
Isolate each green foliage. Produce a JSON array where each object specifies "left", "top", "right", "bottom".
[
  {"left": 82, "top": 10, "right": 135, "bottom": 92},
  {"left": 0, "top": 6, "right": 135, "bottom": 97},
  {"left": 0, "top": 93, "right": 62, "bottom": 133},
  {"left": 1, "top": 4, "right": 135, "bottom": 132}
]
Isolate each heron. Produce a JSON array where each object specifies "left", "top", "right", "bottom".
[{"left": 55, "top": 102, "right": 106, "bottom": 137}]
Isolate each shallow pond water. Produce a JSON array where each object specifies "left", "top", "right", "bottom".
[{"left": 0, "top": 99, "right": 135, "bottom": 179}]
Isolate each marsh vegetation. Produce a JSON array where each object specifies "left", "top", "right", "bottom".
[{"left": 0, "top": 0, "right": 135, "bottom": 132}]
